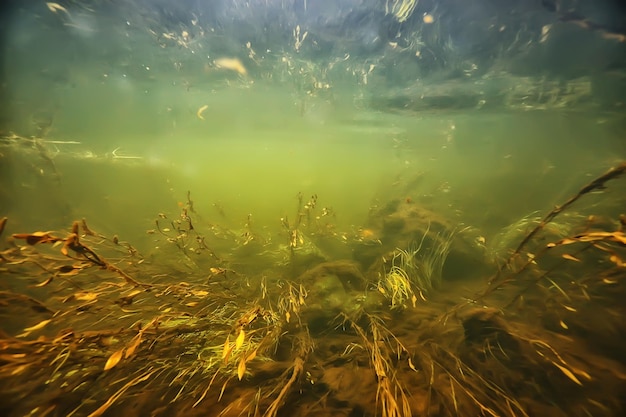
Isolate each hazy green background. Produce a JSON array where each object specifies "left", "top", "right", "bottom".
[{"left": 1, "top": 0, "right": 625, "bottom": 251}]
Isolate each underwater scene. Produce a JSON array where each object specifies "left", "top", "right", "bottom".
[{"left": 1, "top": 0, "right": 626, "bottom": 416}]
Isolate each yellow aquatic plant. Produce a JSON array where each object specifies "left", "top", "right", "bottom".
[
  {"left": 378, "top": 221, "right": 455, "bottom": 309},
  {"left": 378, "top": 261, "right": 420, "bottom": 309}
]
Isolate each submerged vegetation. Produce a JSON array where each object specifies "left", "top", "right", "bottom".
[
  {"left": 377, "top": 222, "right": 456, "bottom": 309},
  {"left": 1, "top": 133, "right": 625, "bottom": 417}
]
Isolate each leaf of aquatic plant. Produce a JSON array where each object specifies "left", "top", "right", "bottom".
[
  {"left": 104, "top": 348, "right": 124, "bottom": 371},
  {"left": 35, "top": 276, "right": 54, "bottom": 287},
  {"left": 125, "top": 335, "right": 142, "bottom": 359},
  {"left": 12, "top": 232, "right": 59, "bottom": 245},
  {"left": 235, "top": 329, "right": 245, "bottom": 350},
  {"left": 214, "top": 57, "right": 247, "bottom": 76},
  {"left": 246, "top": 349, "right": 257, "bottom": 362},
  {"left": 237, "top": 357, "right": 246, "bottom": 380},
  {"left": 81, "top": 218, "right": 96, "bottom": 236},
  {"left": 196, "top": 104, "right": 208, "bottom": 120},
  {"left": 576, "top": 231, "right": 626, "bottom": 244},
  {"left": 222, "top": 336, "right": 234, "bottom": 364},
  {"left": 2, "top": 353, "right": 26, "bottom": 361},
  {"left": 609, "top": 254, "right": 625, "bottom": 267},
  {"left": 46, "top": 2, "right": 68, "bottom": 14},
  {"left": 75, "top": 292, "right": 98, "bottom": 302},
  {"left": 218, "top": 379, "right": 229, "bottom": 402},
  {"left": 0, "top": 217, "right": 7, "bottom": 236},
  {"left": 614, "top": 233, "right": 626, "bottom": 244},
  {"left": 572, "top": 367, "right": 592, "bottom": 381},
  {"left": 11, "top": 364, "right": 29, "bottom": 376},
  {"left": 19, "top": 319, "right": 52, "bottom": 337},
  {"left": 58, "top": 264, "right": 76, "bottom": 274},
  {"left": 552, "top": 361, "right": 582, "bottom": 385},
  {"left": 545, "top": 277, "right": 570, "bottom": 301},
  {"left": 450, "top": 379, "right": 458, "bottom": 414},
  {"left": 298, "top": 284, "right": 306, "bottom": 305},
  {"left": 547, "top": 238, "right": 575, "bottom": 247},
  {"left": 126, "top": 290, "right": 142, "bottom": 298},
  {"left": 561, "top": 254, "right": 581, "bottom": 262}
]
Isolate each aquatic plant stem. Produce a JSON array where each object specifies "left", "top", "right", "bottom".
[{"left": 498, "top": 162, "right": 626, "bottom": 278}]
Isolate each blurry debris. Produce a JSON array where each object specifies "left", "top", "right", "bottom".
[
  {"left": 46, "top": 2, "right": 70, "bottom": 16},
  {"left": 213, "top": 57, "right": 247, "bottom": 76},
  {"left": 293, "top": 25, "right": 308, "bottom": 52},
  {"left": 196, "top": 104, "right": 208, "bottom": 120},
  {"left": 110, "top": 147, "right": 142, "bottom": 160},
  {"left": 155, "top": 25, "right": 202, "bottom": 50},
  {"left": 540, "top": 24, "right": 552, "bottom": 43},
  {"left": 245, "top": 41, "right": 258, "bottom": 64}
]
